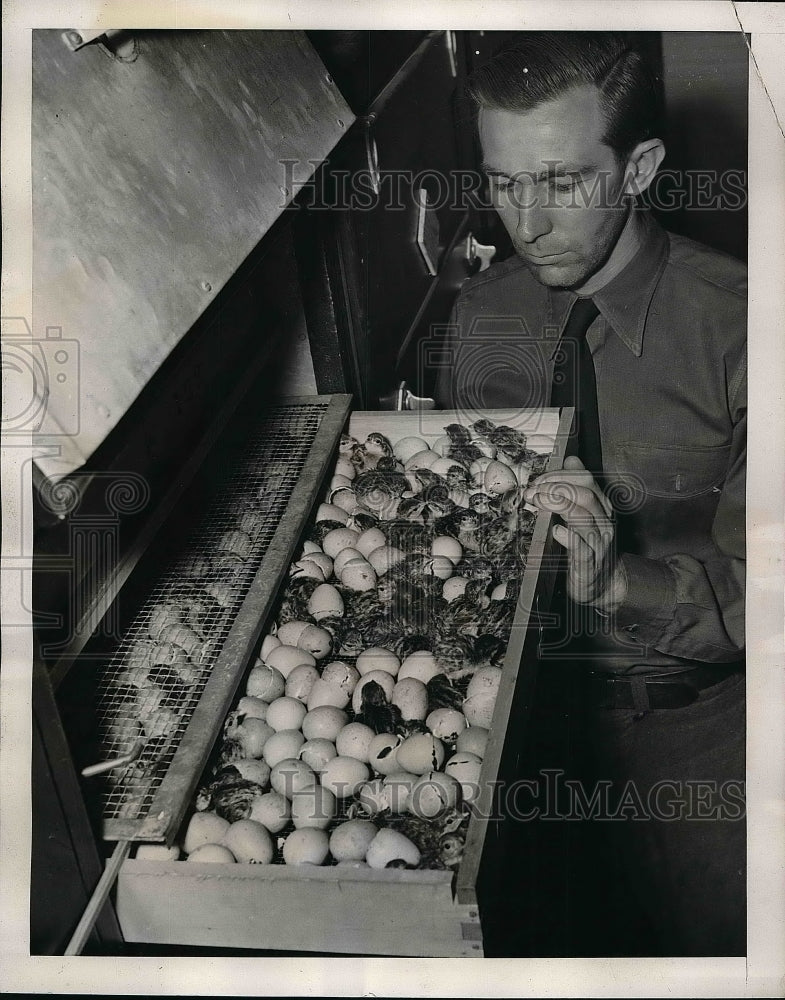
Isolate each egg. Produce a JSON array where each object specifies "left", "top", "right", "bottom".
[
  {"left": 351, "top": 670, "right": 396, "bottom": 713},
  {"left": 382, "top": 771, "right": 419, "bottom": 813},
  {"left": 183, "top": 811, "right": 230, "bottom": 855},
  {"left": 270, "top": 758, "right": 317, "bottom": 798},
  {"left": 484, "top": 460, "right": 518, "bottom": 495},
  {"left": 404, "top": 449, "right": 440, "bottom": 472},
  {"left": 366, "top": 545, "right": 406, "bottom": 576},
  {"left": 222, "top": 819, "right": 274, "bottom": 864},
  {"left": 285, "top": 663, "right": 320, "bottom": 702},
  {"left": 302, "top": 540, "right": 322, "bottom": 554},
  {"left": 227, "top": 717, "right": 275, "bottom": 759},
  {"left": 246, "top": 663, "right": 286, "bottom": 701},
  {"left": 262, "top": 729, "right": 305, "bottom": 768},
  {"left": 442, "top": 576, "right": 469, "bottom": 602},
  {"left": 367, "top": 733, "right": 402, "bottom": 776},
  {"left": 431, "top": 434, "right": 452, "bottom": 457},
  {"left": 456, "top": 726, "right": 489, "bottom": 758},
  {"left": 339, "top": 558, "right": 377, "bottom": 592},
  {"left": 462, "top": 693, "right": 497, "bottom": 729},
  {"left": 330, "top": 473, "right": 353, "bottom": 491},
  {"left": 322, "top": 526, "right": 360, "bottom": 558},
  {"left": 320, "top": 756, "right": 370, "bottom": 799},
  {"left": 236, "top": 696, "right": 269, "bottom": 721},
  {"left": 135, "top": 843, "right": 180, "bottom": 861},
  {"left": 320, "top": 660, "right": 360, "bottom": 696},
  {"left": 298, "top": 738, "right": 337, "bottom": 774},
  {"left": 355, "top": 647, "right": 400, "bottom": 677},
  {"left": 306, "top": 678, "right": 350, "bottom": 711},
  {"left": 230, "top": 758, "right": 272, "bottom": 787},
  {"left": 356, "top": 778, "right": 388, "bottom": 814},
  {"left": 266, "top": 696, "right": 308, "bottom": 732},
  {"left": 430, "top": 456, "right": 462, "bottom": 477},
  {"left": 307, "top": 583, "right": 345, "bottom": 621},
  {"left": 445, "top": 751, "right": 483, "bottom": 803},
  {"left": 469, "top": 457, "right": 493, "bottom": 483},
  {"left": 265, "top": 644, "right": 317, "bottom": 679},
  {"left": 329, "top": 819, "right": 378, "bottom": 862},
  {"left": 260, "top": 633, "right": 282, "bottom": 659},
  {"left": 431, "top": 535, "right": 463, "bottom": 563},
  {"left": 396, "top": 733, "right": 446, "bottom": 775},
  {"left": 422, "top": 555, "right": 454, "bottom": 580},
  {"left": 467, "top": 665, "right": 503, "bottom": 700},
  {"left": 490, "top": 581, "right": 509, "bottom": 600},
  {"left": 291, "top": 558, "right": 327, "bottom": 582},
  {"left": 426, "top": 708, "right": 468, "bottom": 743},
  {"left": 333, "top": 457, "right": 356, "bottom": 481},
  {"left": 330, "top": 486, "right": 360, "bottom": 514},
  {"left": 316, "top": 502, "right": 349, "bottom": 525},
  {"left": 391, "top": 677, "right": 429, "bottom": 722},
  {"left": 301, "top": 551, "right": 333, "bottom": 578},
  {"left": 301, "top": 706, "right": 348, "bottom": 742},
  {"left": 187, "top": 843, "right": 236, "bottom": 864},
  {"left": 366, "top": 829, "right": 421, "bottom": 869},
  {"left": 408, "top": 771, "right": 462, "bottom": 819},
  {"left": 355, "top": 527, "right": 387, "bottom": 557},
  {"left": 472, "top": 436, "right": 496, "bottom": 458},
  {"left": 333, "top": 547, "right": 364, "bottom": 576},
  {"left": 274, "top": 620, "right": 307, "bottom": 646},
  {"left": 290, "top": 785, "right": 337, "bottom": 830},
  {"left": 398, "top": 650, "right": 441, "bottom": 684},
  {"left": 393, "top": 436, "right": 429, "bottom": 463},
  {"left": 248, "top": 791, "right": 290, "bottom": 833},
  {"left": 296, "top": 624, "right": 333, "bottom": 660},
  {"left": 335, "top": 722, "right": 376, "bottom": 762},
  {"left": 282, "top": 828, "right": 329, "bottom": 865}
]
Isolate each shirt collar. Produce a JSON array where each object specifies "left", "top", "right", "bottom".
[{"left": 549, "top": 210, "right": 669, "bottom": 357}]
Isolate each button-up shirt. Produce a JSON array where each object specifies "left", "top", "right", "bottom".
[{"left": 434, "top": 210, "right": 746, "bottom": 674}]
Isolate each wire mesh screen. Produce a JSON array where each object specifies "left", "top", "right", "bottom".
[{"left": 90, "top": 401, "right": 333, "bottom": 834}]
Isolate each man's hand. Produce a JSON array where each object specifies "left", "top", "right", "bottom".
[{"left": 523, "top": 456, "right": 627, "bottom": 608}]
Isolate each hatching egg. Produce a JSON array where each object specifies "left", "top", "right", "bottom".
[
  {"left": 296, "top": 624, "right": 333, "bottom": 660},
  {"left": 322, "top": 527, "right": 360, "bottom": 558},
  {"left": 463, "top": 693, "right": 497, "bottom": 729},
  {"left": 330, "top": 473, "right": 353, "bottom": 491},
  {"left": 484, "top": 460, "right": 518, "bottom": 495},
  {"left": 249, "top": 791, "right": 291, "bottom": 833},
  {"left": 442, "top": 576, "right": 469, "bottom": 602},
  {"left": 367, "top": 733, "right": 402, "bottom": 775},
  {"left": 422, "top": 555, "right": 454, "bottom": 580},
  {"left": 236, "top": 696, "right": 269, "bottom": 721},
  {"left": 262, "top": 729, "right": 305, "bottom": 768},
  {"left": 393, "top": 436, "right": 429, "bottom": 463},
  {"left": 264, "top": 644, "right": 317, "bottom": 679},
  {"left": 333, "top": 547, "right": 364, "bottom": 576},
  {"left": 355, "top": 527, "right": 387, "bottom": 557},
  {"left": 334, "top": 456, "right": 356, "bottom": 481},
  {"left": 183, "top": 811, "right": 230, "bottom": 855},
  {"left": 339, "top": 558, "right": 377, "bottom": 592},
  {"left": 366, "top": 829, "right": 421, "bottom": 869},
  {"left": 329, "top": 487, "right": 359, "bottom": 515},
  {"left": 187, "top": 843, "right": 236, "bottom": 863},
  {"left": 445, "top": 751, "right": 483, "bottom": 803},
  {"left": 431, "top": 535, "right": 463, "bottom": 563},
  {"left": 408, "top": 771, "right": 461, "bottom": 819},
  {"left": 366, "top": 545, "right": 406, "bottom": 576},
  {"left": 303, "top": 551, "right": 334, "bottom": 578},
  {"left": 320, "top": 756, "right": 370, "bottom": 799},
  {"left": 246, "top": 663, "right": 286, "bottom": 701},
  {"left": 355, "top": 647, "right": 400, "bottom": 676},
  {"left": 382, "top": 771, "right": 419, "bottom": 813},
  {"left": 291, "top": 558, "right": 327, "bottom": 582},
  {"left": 285, "top": 663, "right": 320, "bottom": 702},
  {"left": 275, "top": 620, "right": 309, "bottom": 646},
  {"left": 222, "top": 819, "right": 274, "bottom": 864},
  {"left": 307, "top": 583, "right": 345, "bottom": 621},
  {"left": 357, "top": 778, "right": 388, "bottom": 814},
  {"left": 426, "top": 708, "right": 467, "bottom": 743},
  {"left": 306, "top": 679, "right": 350, "bottom": 711},
  {"left": 291, "top": 785, "right": 337, "bottom": 830},
  {"left": 302, "top": 540, "right": 322, "bottom": 554},
  {"left": 404, "top": 449, "right": 439, "bottom": 472},
  {"left": 490, "top": 581, "right": 509, "bottom": 600},
  {"left": 270, "top": 758, "right": 317, "bottom": 799},
  {"left": 431, "top": 434, "right": 452, "bottom": 457},
  {"left": 320, "top": 660, "right": 360, "bottom": 695},
  {"left": 329, "top": 819, "right": 378, "bottom": 862},
  {"left": 298, "top": 738, "right": 337, "bottom": 774},
  {"left": 301, "top": 706, "right": 348, "bottom": 742},
  {"left": 316, "top": 502, "right": 349, "bottom": 525},
  {"left": 335, "top": 722, "right": 376, "bottom": 762},
  {"left": 391, "top": 677, "right": 429, "bottom": 722},
  {"left": 260, "top": 633, "right": 282, "bottom": 659},
  {"left": 396, "top": 733, "right": 446, "bottom": 775},
  {"left": 282, "top": 827, "right": 329, "bottom": 865},
  {"left": 467, "top": 665, "right": 503, "bottom": 700},
  {"left": 472, "top": 436, "right": 497, "bottom": 458},
  {"left": 430, "top": 457, "right": 462, "bottom": 477},
  {"left": 266, "top": 696, "right": 307, "bottom": 732},
  {"left": 469, "top": 457, "right": 493, "bottom": 483},
  {"left": 398, "top": 650, "right": 441, "bottom": 684},
  {"left": 456, "top": 725, "right": 489, "bottom": 758},
  {"left": 230, "top": 758, "right": 272, "bottom": 787},
  {"left": 351, "top": 670, "right": 396, "bottom": 713}
]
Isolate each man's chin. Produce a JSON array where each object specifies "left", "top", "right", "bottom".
[{"left": 521, "top": 257, "right": 587, "bottom": 289}]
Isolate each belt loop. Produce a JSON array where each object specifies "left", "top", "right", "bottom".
[{"left": 630, "top": 675, "right": 651, "bottom": 719}]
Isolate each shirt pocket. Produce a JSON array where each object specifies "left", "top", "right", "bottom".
[{"left": 609, "top": 443, "right": 732, "bottom": 501}]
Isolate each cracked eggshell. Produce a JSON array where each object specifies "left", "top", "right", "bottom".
[
  {"left": 329, "top": 488, "right": 359, "bottom": 515},
  {"left": 355, "top": 647, "right": 400, "bottom": 677},
  {"left": 382, "top": 771, "right": 419, "bottom": 813},
  {"left": 398, "top": 650, "right": 441, "bottom": 684},
  {"left": 357, "top": 778, "right": 388, "bottom": 814},
  {"left": 351, "top": 670, "right": 396, "bottom": 713},
  {"left": 445, "top": 751, "right": 483, "bottom": 803},
  {"left": 316, "top": 502, "right": 349, "bottom": 525},
  {"left": 333, "top": 547, "right": 364, "bottom": 576},
  {"left": 320, "top": 660, "right": 360, "bottom": 696},
  {"left": 422, "top": 555, "right": 454, "bottom": 580},
  {"left": 395, "top": 733, "right": 446, "bottom": 775},
  {"left": 275, "top": 620, "right": 310, "bottom": 647},
  {"left": 285, "top": 663, "right": 320, "bottom": 702},
  {"left": 264, "top": 644, "right": 317, "bottom": 679},
  {"left": 307, "top": 583, "right": 344, "bottom": 621},
  {"left": 355, "top": 527, "right": 387, "bottom": 557},
  {"left": 230, "top": 758, "right": 272, "bottom": 788},
  {"left": 260, "top": 633, "right": 282, "bottom": 659},
  {"left": 299, "top": 738, "right": 337, "bottom": 774},
  {"left": 329, "top": 819, "right": 378, "bottom": 862},
  {"left": 246, "top": 664, "right": 286, "bottom": 701},
  {"left": 366, "top": 545, "right": 406, "bottom": 576},
  {"left": 339, "top": 558, "right": 377, "bottom": 592},
  {"left": 366, "top": 829, "right": 421, "bottom": 870},
  {"left": 426, "top": 708, "right": 467, "bottom": 743},
  {"left": 404, "top": 448, "right": 439, "bottom": 472},
  {"left": 296, "top": 624, "right": 333, "bottom": 660},
  {"left": 462, "top": 693, "right": 497, "bottom": 730},
  {"left": 484, "top": 460, "right": 518, "bottom": 495},
  {"left": 236, "top": 696, "right": 269, "bottom": 721},
  {"left": 322, "top": 527, "right": 360, "bottom": 558},
  {"left": 393, "top": 436, "right": 429, "bottom": 463},
  {"left": 391, "top": 677, "right": 429, "bottom": 722},
  {"left": 333, "top": 457, "right": 356, "bottom": 481},
  {"left": 408, "top": 771, "right": 462, "bottom": 819},
  {"left": 367, "top": 733, "right": 402, "bottom": 775}
]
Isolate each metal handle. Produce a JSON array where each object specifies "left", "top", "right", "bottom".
[{"left": 81, "top": 737, "right": 144, "bottom": 778}]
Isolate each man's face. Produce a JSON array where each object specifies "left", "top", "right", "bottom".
[{"left": 479, "top": 84, "right": 631, "bottom": 290}]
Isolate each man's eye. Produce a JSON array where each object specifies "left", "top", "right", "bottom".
[{"left": 550, "top": 178, "right": 578, "bottom": 192}]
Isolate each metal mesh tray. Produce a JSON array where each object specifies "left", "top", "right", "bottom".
[{"left": 87, "top": 395, "right": 351, "bottom": 842}]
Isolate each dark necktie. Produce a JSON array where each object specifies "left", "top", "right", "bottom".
[{"left": 550, "top": 297, "right": 603, "bottom": 475}]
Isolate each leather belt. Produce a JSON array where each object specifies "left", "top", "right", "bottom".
[{"left": 587, "top": 663, "right": 743, "bottom": 712}]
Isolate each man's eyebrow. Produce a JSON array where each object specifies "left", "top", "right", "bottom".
[{"left": 481, "top": 163, "right": 596, "bottom": 181}]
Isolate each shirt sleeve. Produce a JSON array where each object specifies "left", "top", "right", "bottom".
[{"left": 611, "top": 357, "right": 746, "bottom": 663}]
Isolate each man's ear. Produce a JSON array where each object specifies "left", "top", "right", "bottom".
[{"left": 623, "top": 138, "right": 666, "bottom": 196}]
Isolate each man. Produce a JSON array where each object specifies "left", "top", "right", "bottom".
[{"left": 435, "top": 32, "right": 746, "bottom": 956}]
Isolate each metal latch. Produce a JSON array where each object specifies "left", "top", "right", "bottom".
[
  {"left": 62, "top": 29, "right": 138, "bottom": 62},
  {"left": 379, "top": 381, "right": 436, "bottom": 411},
  {"left": 465, "top": 234, "right": 497, "bottom": 273}
]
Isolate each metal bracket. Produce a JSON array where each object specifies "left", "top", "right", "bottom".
[
  {"left": 62, "top": 29, "right": 138, "bottom": 62},
  {"left": 465, "top": 234, "right": 497, "bottom": 273}
]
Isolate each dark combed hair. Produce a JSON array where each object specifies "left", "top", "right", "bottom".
[{"left": 466, "top": 32, "right": 663, "bottom": 160}]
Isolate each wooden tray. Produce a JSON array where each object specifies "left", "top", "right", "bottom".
[{"left": 116, "top": 406, "right": 571, "bottom": 957}]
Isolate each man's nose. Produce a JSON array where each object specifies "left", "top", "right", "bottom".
[{"left": 516, "top": 196, "right": 553, "bottom": 244}]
